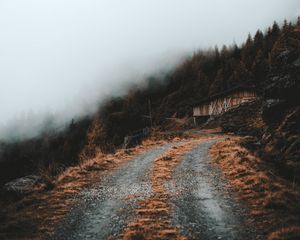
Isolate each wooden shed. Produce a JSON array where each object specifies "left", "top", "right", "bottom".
[{"left": 193, "top": 86, "right": 257, "bottom": 124}]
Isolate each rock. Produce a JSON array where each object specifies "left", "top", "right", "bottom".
[
  {"left": 262, "top": 99, "right": 287, "bottom": 125},
  {"left": 3, "top": 175, "right": 41, "bottom": 195},
  {"left": 264, "top": 74, "right": 300, "bottom": 103}
]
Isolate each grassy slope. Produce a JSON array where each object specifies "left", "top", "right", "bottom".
[{"left": 210, "top": 137, "right": 300, "bottom": 239}]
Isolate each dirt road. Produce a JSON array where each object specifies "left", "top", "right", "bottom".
[
  {"left": 53, "top": 139, "right": 261, "bottom": 240},
  {"left": 169, "top": 140, "right": 260, "bottom": 239}
]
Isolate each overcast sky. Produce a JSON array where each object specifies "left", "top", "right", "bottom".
[{"left": 0, "top": 0, "right": 299, "bottom": 128}]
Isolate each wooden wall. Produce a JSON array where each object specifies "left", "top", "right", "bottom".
[{"left": 193, "top": 90, "right": 256, "bottom": 117}]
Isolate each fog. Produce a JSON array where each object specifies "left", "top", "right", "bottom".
[{"left": 0, "top": 0, "right": 299, "bottom": 140}]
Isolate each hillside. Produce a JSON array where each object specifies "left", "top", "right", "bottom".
[
  {"left": 0, "top": 20, "right": 299, "bottom": 190},
  {"left": 0, "top": 19, "right": 300, "bottom": 240}
]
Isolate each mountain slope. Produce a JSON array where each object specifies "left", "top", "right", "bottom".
[{"left": 0, "top": 20, "right": 299, "bottom": 189}]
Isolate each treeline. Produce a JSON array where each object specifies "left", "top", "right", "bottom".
[
  {"left": 0, "top": 18, "right": 299, "bottom": 185},
  {"left": 99, "top": 19, "right": 300, "bottom": 145},
  {"left": 0, "top": 118, "right": 92, "bottom": 186}
]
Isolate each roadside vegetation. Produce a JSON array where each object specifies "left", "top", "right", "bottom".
[{"left": 210, "top": 138, "right": 300, "bottom": 240}]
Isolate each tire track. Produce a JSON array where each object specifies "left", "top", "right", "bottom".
[
  {"left": 121, "top": 140, "right": 202, "bottom": 240},
  {"left": 169, "top": 140, "right": 261, "bottom": 240},
  {"left": 53, "top": 143, "right": 174, "bottom": 240}
]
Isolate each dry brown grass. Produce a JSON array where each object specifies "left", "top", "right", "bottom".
[
  {"left": 0, "top": 131, "right": 218, "bottom": 240},
  {"left": 0, "top": 138, "right": 168, "bottom": 240},
  {"left": 268, "top": 226, "right": 300, "bottom": 240},
  {"left": 210, "top": 137, "right": 300, "bottom": 239}
]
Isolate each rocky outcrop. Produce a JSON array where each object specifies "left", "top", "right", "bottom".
[
  {"left": 262, "top": 46, "right": 300, "bottom": 122},
  {"left": 260, "top": 30, "right": 300, "bottom": 179}
]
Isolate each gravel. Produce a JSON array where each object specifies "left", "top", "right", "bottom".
[
  {"left": 53, "top": 144, "right": 173, "bottom": 240},
  {"left": 53, "top": 139, "right": 262, "bottom": 240},
  {"left": 169, "top": 140, "right": 262, "bottom": 240}
]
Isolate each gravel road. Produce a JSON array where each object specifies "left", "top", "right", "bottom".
[
  {"left": 53, "top": 143, "right": 174, "bottom": 240},
  {"left": 53, "top": 140, "right": 261, "bottom": 240},
  {"left": 169, "top": 140, "right": 261, "bottom": 240}
]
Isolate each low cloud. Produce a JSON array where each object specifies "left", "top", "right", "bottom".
[{"left": 0, "top": 0, "right": 299, "bottom": 141}]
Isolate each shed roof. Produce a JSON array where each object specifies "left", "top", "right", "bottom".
[{"left": 192, "top": 85, "right": 256, "bottom": 107}]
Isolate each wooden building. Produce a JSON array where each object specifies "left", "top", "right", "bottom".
[{"left": 193, "top": 86, "right": 257, "bottom": 124}]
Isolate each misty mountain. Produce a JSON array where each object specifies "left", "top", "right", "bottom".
[{"left": 0, "top": 19, "right": 299, "bottom": 186}]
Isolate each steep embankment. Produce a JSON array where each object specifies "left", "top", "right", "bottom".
[
  {"left": 208, "top": 26, "right": 300, "bottom": 182},
  {"left": 210, "top": 137, "right": 300, "bottom": 240},
  {"left": 208, "top": 27, "right": 300, "bottom": 240}
]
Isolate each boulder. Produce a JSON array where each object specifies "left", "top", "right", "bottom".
[{"left": 3, "top": 175, "right": 41, "bottom": 195}]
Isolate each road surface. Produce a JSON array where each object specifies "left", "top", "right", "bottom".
[{"left": 53, "top": 140, "right": 261, "bottom": 240}]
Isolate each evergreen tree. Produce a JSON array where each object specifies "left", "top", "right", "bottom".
[
  {"left": 232, "top": 43, "right": 241, "bottom": 59},
  {"left": 242, "top": 33, "right": 255, "bottom": 69},
  {"left": 254, "top": 30, "right": 264, "bottom": 52},
  {"left": 252, "top": 50, "right": 269, "bottom": 86},
  {"left": 209, "top": 69, "right": 224, "bottom": 95}
]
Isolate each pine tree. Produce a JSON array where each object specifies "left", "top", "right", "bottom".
[
  {"left": 220, "top": 45, "right": 228, "bottom": 58},
  {"left": 254, "top": 30, "right": 264, "bottom": 51},
  {"left": 271, "top": 21, "right": 281, "bottom": 36},
  {"left": 252, "top": 50, "right": 268, "bottom": 86},
  {"left": 246, "top": 33, "right": 253, "bottom": 46},
  {"left": 242, "top": 33, "right": 255, "bottom": 69},
  {"left": 264, "top": 22, "right": 281, "bottom": 54},
  {"left": 209, "top": 69, "right": 224, "bottom": 95},
  {"left": 283, "top": 19, "right": 289, "bottom": 32},
  {"left": 214, "top": 45, "right": 220, "bottom": 59},
  {"left": 232, "top": 43, "right": 241, "bottom": 59}
]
